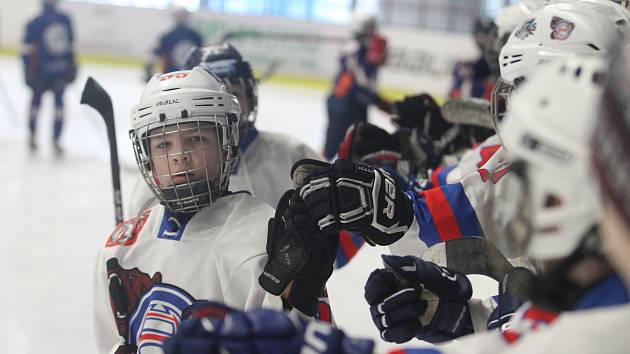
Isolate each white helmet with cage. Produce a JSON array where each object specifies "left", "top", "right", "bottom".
[
  {"left": 130, "top": 66, "right": 240, "bottom": 213},
  {"left": 500, "top": 56, "right": 607, "bottom": 260},
  {"left": 491, "top": 0, "right": 630, "bottom": 124}
]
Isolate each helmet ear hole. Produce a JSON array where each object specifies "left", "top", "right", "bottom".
[{"left": 544, "top": 194, "right": 563, "bottom": 208}]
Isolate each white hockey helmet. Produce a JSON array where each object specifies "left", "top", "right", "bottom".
[
  {"left": 491, "top": 0, "right": 630, "bottom": 124},
  {"left": 500, "top": 56, "right": 607, "bottom": 260},
  {"left": 351, "top": 13, "right": 377, "bottom": 39},
  {"left": 172, "top": 5, "right": 190, "bottom": 25},
  {"left": 130, "top": 66, "right": 240, "bottom": 213}
]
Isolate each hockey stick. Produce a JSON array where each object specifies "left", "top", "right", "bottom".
[
  {"left": 421, "top": 237, "right": 513, "bottom": 282},
  {"left": 441, "top": 98, "right": 495, "bottom": 130},
  {"left": 80, "top": 77, "right": 123, "bottom": 225}
]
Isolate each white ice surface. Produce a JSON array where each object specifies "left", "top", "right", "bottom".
[{"left": 0, "top": 55, "right": 497, "bottom": 354}]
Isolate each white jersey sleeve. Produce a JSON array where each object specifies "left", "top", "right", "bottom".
[
  {"left": 93, "top": 193, "right": 282, "bottom": 353},
  {"left": 388, "top": 304, "right": 630, "bottom": 354},
  {"left": 230, "top": 130, "right": 323, "bottom": 208}
]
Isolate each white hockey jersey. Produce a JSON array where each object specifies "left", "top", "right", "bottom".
[
  {"left": 94, "top": 192, "right": 283, "bottom": 354},
  {"left": 389, "top": 303, "right": 630, "bottom": 354},
  {"left": 125, "top": 129, "right": 322, "bottom": 217}
]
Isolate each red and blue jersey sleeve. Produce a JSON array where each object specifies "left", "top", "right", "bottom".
[
  {"left": 334, "top": 230, "right": 365, "bottom": 269},
  {"left": 408, "top": 182, "right": 483, "bottom": 247}
]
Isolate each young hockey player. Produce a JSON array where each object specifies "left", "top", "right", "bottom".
[
  {"left": 21, "top": 0, "right": 76, "bottom": 154},
  {"left": 144, "top": 6, "right": 202, "bottom": 81},
  {"left": 93, "top": 67, "right": 337, "bottom": 354},
  {"left": 322, "top": 13, "right": 392, "bottom": 160},
  {"left": 128, "top": 44, "right": 322, "bottom": 215}
]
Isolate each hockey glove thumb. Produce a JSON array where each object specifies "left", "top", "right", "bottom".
[
  {"left": 259, "top": 189, "right": 339, "bottom": 316},
  {"left": 294, "top": 159, "right": 414, "bottom": 246},
  {"left": 364, "top": 255, "right": 474, "bottom": 344}
]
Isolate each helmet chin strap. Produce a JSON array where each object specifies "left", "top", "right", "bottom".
[
  {"left": 527, "top": 227, "right": 613, "bottom": 311},
  {"left": 159, "top": 177, "right": 225, "bottom": 214}
]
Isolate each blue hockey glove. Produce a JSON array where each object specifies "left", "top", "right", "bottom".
[
  {"left": 165, "top": 307, "right": 375, "bottom": 354},
  {"left": 364, "top": 255, "right": 474, "bottom": 344},
  {"left": 487, "top": 267, "right": 535, "bottom": 331},
  {"left": 292, "top": 159, "right": 414, "bottom": 246},
  {"left": 163, "top": 301, "right": 235, "bottom": 354}
]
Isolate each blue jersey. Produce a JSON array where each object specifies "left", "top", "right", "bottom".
[
  {"left": 154, "top": 25, "right": 203, "bottom": 73},
  {"left": 22, "top": 7, "right": 75, "bottom": 78},
  {"left": 331, "top": 41, "right": 381, "bottom": 107}
]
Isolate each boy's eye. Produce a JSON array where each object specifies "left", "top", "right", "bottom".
[
  {"left": 191, "top": 135, "right": 208, "bottom": 144},
  {"left": 153, "top": 140, "right": 171, "bottom": 150}
]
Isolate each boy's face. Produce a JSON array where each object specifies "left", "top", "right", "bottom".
[{"left": 148, "top": 122, "right": 222, "bottom": 188}]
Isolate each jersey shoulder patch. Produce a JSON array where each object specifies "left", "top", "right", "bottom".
[{"left": 105, "top": 209, "right": 152, "bottom": 248}]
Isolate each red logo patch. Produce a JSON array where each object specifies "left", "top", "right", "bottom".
[
  {"left": 159, "top": 72, "right": 189, "bottom": 81},
  {"left": 106, "top": 209, "right": 151, "bottom": 247}
]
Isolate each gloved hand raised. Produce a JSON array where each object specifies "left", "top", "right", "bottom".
[
  {"left": 291, "top": 159, "right": 414, "bottom": 246},
  {"left": 364, "top": 255, "right": 474, "bottom": 344},
  {"left": 258, "top": 189, "right": 338, "bottom": 316}
]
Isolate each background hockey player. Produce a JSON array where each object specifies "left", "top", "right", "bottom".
[
  {"left": 144, "top": 6, "right": 202, "bottom": 82},
  {"left": 322, "top": 13, "right": 392, "bottom": 160},
  {"left": 21, "top": 0, "right": 76, "bottom": 155},
  {"left": 449, "top": 18, "right": 498, "bottom": 100},
  {"left": 93, "top": 67, "right": 338, "bottom": 353}
]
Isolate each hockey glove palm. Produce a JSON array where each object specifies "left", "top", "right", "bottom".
[
  {"left": 259, "top": 190, "right": 339, "bottom": 316},
  {"left": 364, "top": 255, "right": 474, "bottom": 344},
  {"left": 293, "top": 159, "right": 414, "bottom": 246}
]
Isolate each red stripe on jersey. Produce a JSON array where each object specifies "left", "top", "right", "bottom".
[
  {"left": 424, "top": 187, "right": 462, "bottom": 241},
  {"left": 431, "top": 166, "right": 444, "bottom": 187},
  {"left": 139, "top": 333, "right": 168, "bottom": 343},
  {"left": 339, "top": 230, "right": 360, "bottom": 259}
]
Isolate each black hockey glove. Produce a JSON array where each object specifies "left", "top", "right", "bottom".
[
  {"left": 259, "top": 190, "right": 339, "bottom": 316},
  {"left": 364, "top": 255, "right": 474, "bottom": 344},
  {"left": 392, "top": 94, "right": 446, "bottom": 133},
  {"left": 292, "top": 159, "right": 414, "bottom": 246}
]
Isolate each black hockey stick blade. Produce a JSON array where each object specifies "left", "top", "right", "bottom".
[
  {"left": 421, "top": 237, "right": 513, "bottom": 282},
  {"left": 81, "top": 77, "right": 123, "bottom": 225},
  {"left": 441, "top": 98, "right": 495, "bottom": 130}
]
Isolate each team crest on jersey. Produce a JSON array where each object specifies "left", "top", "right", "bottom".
[
  {"left": 550, "top": 16, "right": 575, "bottom": 41},
  {"left": 106, "top": 209, "right": 151, "bottom": 247},
  {"left": 515, "top": 18, "right": 537, "bottom": 40},
  {"left": 105, "top": 258, "right": 197, "bottom": 353}
]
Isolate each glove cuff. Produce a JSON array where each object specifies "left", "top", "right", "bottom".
[{"left": 259, "top": 260, "right": 293, "bottom": 296}]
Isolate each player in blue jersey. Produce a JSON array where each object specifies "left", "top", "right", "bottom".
[
  {"left": 21, "top": 0, "right": 76, "bottom": 155},
  {"left": 449, "top": 18, "right": 498, "bottom": 100},
  {"left": 322, "top": 14, "right": 393, "bottom": 160},
  {"left": 145, "top": 6, "right": 203, "bottom": 81}
]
